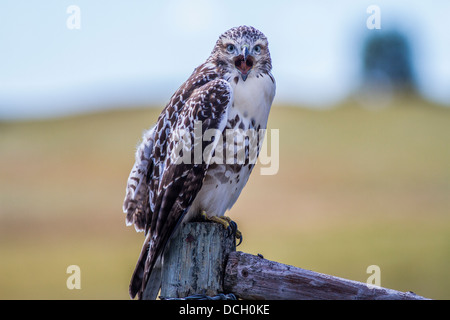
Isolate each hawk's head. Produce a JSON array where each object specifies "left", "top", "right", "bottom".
[{"left": 210, "top": 26, "right": 272, "bottom": 82}]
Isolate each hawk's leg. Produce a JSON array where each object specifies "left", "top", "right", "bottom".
[{"left": 201, "top": 211, "right": 242, "bottom": 246}]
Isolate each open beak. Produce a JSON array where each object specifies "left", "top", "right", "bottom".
[{"left": 234, "top": 45, "right": 253, "bottom": 81}]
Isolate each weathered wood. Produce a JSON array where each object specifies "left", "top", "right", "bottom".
[
  {"left": 224, "top": 251, "right": 429, "bottom": 300},
  {"left": 159, "top": 222, "right": 236, "bottom": 298},
  {"left": 151, "top": 222, "right": 429, "bottom": 300}
]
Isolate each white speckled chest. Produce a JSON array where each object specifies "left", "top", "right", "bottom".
[{"left": 187, "top": 72, "right": 276, "bottom": 219}]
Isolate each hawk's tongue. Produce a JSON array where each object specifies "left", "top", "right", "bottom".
[{"left": 239, "top": 59, "right": 251, "bottom": 74}]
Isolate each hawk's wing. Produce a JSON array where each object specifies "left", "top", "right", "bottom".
[{"left": 125, "top": 79, "right": 232, "bottom": 299}]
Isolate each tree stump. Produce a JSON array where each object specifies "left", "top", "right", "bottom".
[{"left": 159, "top": 222, "right": 236, "bottom": 298}]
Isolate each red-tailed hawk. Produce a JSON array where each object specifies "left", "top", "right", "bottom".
[{"left": 123, "top": 26, "right": 276, "bottom": 299}]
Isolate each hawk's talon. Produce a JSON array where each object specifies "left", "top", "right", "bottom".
[
  {"left": 235, "top": 230, "right": 243, "bottom": 247},
  {"left": 201, "top": 211, "right": 242, "bottom": 246}
]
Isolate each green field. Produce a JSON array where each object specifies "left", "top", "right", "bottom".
[{"left": 1, "top": 97, "right": 449, "bottom": 299}]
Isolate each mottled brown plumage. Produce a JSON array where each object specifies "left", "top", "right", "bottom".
[{"left": 123, "top": 26, "right": 276, "bottom": 299}]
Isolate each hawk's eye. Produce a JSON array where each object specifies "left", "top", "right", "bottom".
[
  {"left": 253, "top": 45, "right": 261, "bottom": 54},
  {"left": 226, "top": 44, "right": 235, "bottom": 53}
]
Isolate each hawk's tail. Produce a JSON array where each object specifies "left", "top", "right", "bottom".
[
  {"left": 129, "top": 235, "right": 148, "bottom": 299},
  {"left": 129, "top": 233, "right": 162, "bottom": 300}
]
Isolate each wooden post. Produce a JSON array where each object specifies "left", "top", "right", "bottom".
[
  {"left": 159, "top": 222, "right": 236, "bottom": 298},
  {"left": 154, "top": 222, "right": 429, "bottom": 300},
  {"left": 224, "top": 251, "right": 429, "bottom": 300}
]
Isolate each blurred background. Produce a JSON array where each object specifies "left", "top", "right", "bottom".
[{"left": 1, "top": 0, "right": 449, "bottom": 299}]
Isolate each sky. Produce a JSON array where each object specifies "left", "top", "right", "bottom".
[{"left": 0, "top": 0, "right": 449, "bottom": 119}]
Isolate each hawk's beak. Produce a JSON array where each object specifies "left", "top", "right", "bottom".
[
  {"left": 234, "top": 45, "right": 253, "bottom": 82},
  {"left": 242, "top": 45, "right": 249, "bottom": 61}
]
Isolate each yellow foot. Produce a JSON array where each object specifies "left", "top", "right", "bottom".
[{"left": 201, "top": 211, "right": 243, "bottom": 246}]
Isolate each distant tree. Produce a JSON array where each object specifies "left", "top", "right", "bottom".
[{"left": 361, "top": 30, "right": 416, "bottom": 93}]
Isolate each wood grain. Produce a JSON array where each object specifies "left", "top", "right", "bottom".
[
  {"left": 224, "top": 251, "right": 429, "bottom": 300},
  {"left": 159, "top": 222, "right": 236, "bottom": 298}
]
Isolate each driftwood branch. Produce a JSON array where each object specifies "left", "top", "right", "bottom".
[
  {"left": 149, "top": 222, "right": 429, "bottom": 300},
  {"left": 224, "top": 251, "right": 428, "bottom": 300}
]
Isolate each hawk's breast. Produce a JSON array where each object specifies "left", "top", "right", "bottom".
[{"left": 187, "top": 72, "right": 276, "bottom": 219}]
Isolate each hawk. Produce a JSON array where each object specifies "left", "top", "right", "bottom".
[{"left": 123, "top": 25, "right": 276, "bottom": 299}]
